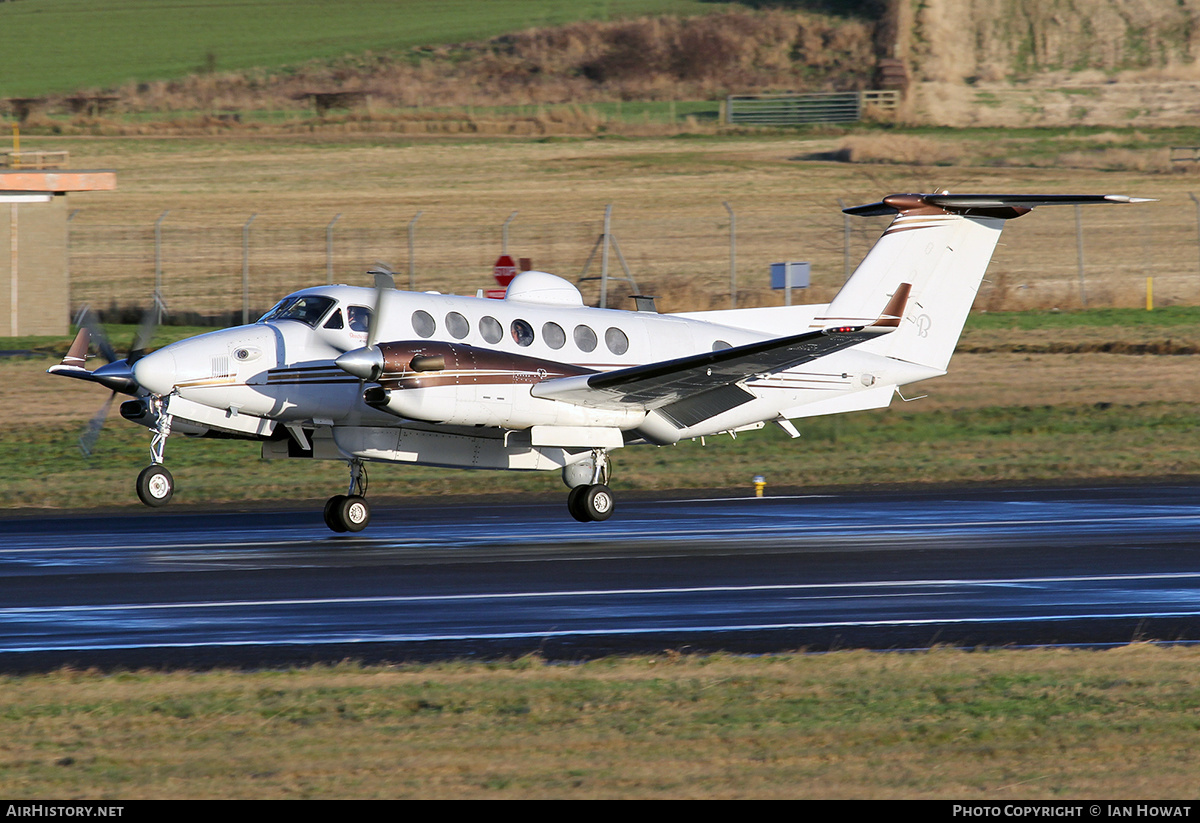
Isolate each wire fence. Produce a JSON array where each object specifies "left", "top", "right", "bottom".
[{"left": 65, "top": 198, "right": 1200, "bottom": 325}]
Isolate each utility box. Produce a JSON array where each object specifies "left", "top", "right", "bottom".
[{"left": 0, "top": 170, "right": 116, "bottom": 335}]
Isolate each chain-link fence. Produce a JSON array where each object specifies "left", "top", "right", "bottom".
[{"left": 65, "top": 198, "right": 1200, "bottom": 325}]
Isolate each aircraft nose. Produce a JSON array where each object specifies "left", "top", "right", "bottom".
[{"left": 132, "top": 348, "right": 178, "bottom": 395}]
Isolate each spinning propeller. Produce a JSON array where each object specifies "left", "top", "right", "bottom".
[{"left": 49, "top": 299, "right": 164, "bottom": 456}]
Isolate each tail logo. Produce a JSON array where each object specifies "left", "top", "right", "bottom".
[{"left": 916, "top": 314, "right": 932, "bottom": 338}]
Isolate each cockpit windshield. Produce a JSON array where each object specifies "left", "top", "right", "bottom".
[{"left": 258, "top": 295, "right": 336, "bottom": 327}]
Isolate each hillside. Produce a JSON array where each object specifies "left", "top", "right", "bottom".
[
  {"left": 4, "top": 0, "right": 1200, "bottom": 129},
  {"left": 894, "top": 0, "right": 1200, "bottom": 127}
]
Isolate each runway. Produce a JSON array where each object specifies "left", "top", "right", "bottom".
[{"left": 1, "top": 482, "right": 1199, "bottom": 669}]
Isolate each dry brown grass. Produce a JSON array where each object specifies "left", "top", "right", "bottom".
[
  {"left": 3, "top": 646, "right": 1200, "bottom": 799},
  {"left": 44, "top": 131, "right": 1200, "bottom": 323}
]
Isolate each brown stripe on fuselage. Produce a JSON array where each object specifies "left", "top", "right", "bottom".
[{"left": 376, "top": 340, "right": 595, "bottom": 390}]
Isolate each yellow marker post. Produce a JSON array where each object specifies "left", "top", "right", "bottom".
[
  {"left": 1147, "top": 277, "right": 1153, "bottom": 311},
  {"left": 753, "top": 475, "right": 766, "bottom": 498}
]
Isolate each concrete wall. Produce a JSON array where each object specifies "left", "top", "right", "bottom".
[{"left": 0, "top": 194, "right": 69, "bottom": 336}]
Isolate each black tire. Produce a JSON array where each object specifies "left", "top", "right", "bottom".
[
  {"left": 323, "top": 495, "right": 348, "bottom": 533},
  {"left": 337, "top": 494, "right": 371, "bottom": 532},
  {"left": 567, "top": 484, "right": 591, "bottom": 522},
  {"left": 136, "top": 465, "right": 174, "bottom": 507},
  {"left": 582, "top": 484, "right": 614, "bottom": 522}
]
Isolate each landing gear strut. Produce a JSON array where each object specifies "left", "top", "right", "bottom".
[
  {"left": 566, "top": 448, "right": 615, "bottom": 523},
  {"left": 136, "top": 396, "right": 175, "bottom": 507},
  {"left": 324, "top": 459, "right": 370, "bottom": 533}
]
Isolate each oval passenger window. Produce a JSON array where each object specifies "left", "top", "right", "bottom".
[
  {"left": 574, "top": 325, "right": 597, "bottom": 352},
  {"left": 445, "top": 311, "right": 469, "bottom": 340},
  {"left": 511, "top": 319, "right": 535, "bottom": 347},
  {"left": 412, "top": 310, "right": 436, "bottom": 338},
  {"left": 605, "top": 327, "right": 629, "bottom": 355},
  {"left": 480, "top": 316, "right": 503, "bottom": 344},
  {"left": 542, "top": 322, "right": 566, "bottom": 350}
]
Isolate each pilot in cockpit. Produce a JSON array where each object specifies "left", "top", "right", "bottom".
[{"left": 346, "top": 305, "right": 372, "bottom": 333}]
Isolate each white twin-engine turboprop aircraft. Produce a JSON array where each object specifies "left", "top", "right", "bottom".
[{"left": 49, "top": 193, "right": 1148, "bottom": 532}]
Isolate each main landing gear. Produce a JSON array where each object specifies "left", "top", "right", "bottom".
[
  {"left": 136, "top": 397, "right": 175, "bottom": 507},
  {"left": 566, "top": 448, "right": 615, "bottom": 523},
  {"left": 324, "top": 459, "right": 370, "bottom": 533}
]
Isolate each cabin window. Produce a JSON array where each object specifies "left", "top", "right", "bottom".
[
  {"left": 412, "top": 310, "right": 436, "bottom": 338},
  {"left": 347, "top": 306, "right": 372, "bottom": 333},
  {"left": 712, "top": 340, "right": 732, "bottom": 351},
  {"left": 445, "top": 311, "right": 470, "bottom": 340},
  {"left": 573, "top": 324, "right": 598, "bottom": 353},
  {"left": 605, "top": 327, "right": 629, "bottom": 355},
  {"left": 511, "top": 319, "right": 535, "bottom": 347},
  {"left": 323, "top": 309, "right": 344, "bottom": 330},
  {"left": 480, "top": 315, "right": 503, "bottom": 344},
  {"left": 542, "top": 322, "right": 566, "bottom": 350}
]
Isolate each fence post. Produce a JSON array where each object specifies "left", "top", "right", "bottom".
[
  {"left": 600, "top": 205, "right": 612, "bottom": 309},
  {"left": 1074, "top": 205, "right": 1087, "bottom": 308},
  {"left": 723, "top": 201, "right": 737, "bottom": 308},
  {"left": 1189, "top": 193, "right": 1200, "bottom": 279},
  {"left": 837, "top": 198, "right": 851, "bottom": 282},
  {"left": 502, "top": 210, "right": 518, "bottom": 255},
  {"left": 242, "top": 214, "right": 257, "bottom": 325},
  {"left": 326, "top": 213, "right": 340, "bottom": 285},
  {"left": 154, "top": 210, "right": 169, "bottom": 322},
  {"left": 407, "top": 211, "right": 422, "bottom": 291}
]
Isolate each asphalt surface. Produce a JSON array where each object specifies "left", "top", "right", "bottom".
[{"left": 1, "top": 482, "right": 1199, "bottom": 669}]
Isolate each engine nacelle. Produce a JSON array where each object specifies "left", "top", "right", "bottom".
[{"left": 360, "top": 341, "right": 645, "bottom": 430}]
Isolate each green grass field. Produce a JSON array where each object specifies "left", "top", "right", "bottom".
[{"left": 0, "top": 0, "right": 745, "bottom": 97}]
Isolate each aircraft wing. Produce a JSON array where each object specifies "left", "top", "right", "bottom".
[{"left": 532, "top": 284, "right": 909, "bottom": 417}]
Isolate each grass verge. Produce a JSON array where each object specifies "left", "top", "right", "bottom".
[{"left": 2, "top": 646, "right": 1199, "bottom": 799}]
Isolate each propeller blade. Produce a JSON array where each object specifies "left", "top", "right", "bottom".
[
  {"left": 79, "top": 390, "right": 117, "bottom": 458},
  {"left": 365, "top": 264, "right": 395, "bottom": 350},
  {"left": 75, "top": 306, "right": 118, "bottom": 365},
  {"left": 128, "top": 293, "right": 164, "bottom": 365}
]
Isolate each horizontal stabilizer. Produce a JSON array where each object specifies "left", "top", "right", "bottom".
[{"left": 844, "top": 193, "right": 1154, "bottom": 219}]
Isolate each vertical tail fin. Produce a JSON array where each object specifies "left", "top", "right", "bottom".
[{"left": 820, "top": 193, "right": 1151, "bottom": 373}]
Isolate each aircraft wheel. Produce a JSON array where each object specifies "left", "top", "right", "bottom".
[
  {"left": 323, "top": 494, "right": 348, "bottom": 533},
  {"left": 136, "top": 465, "right": 174, "bottom": 507},
  {"left": 337, "top": 494, "right": 371, "bottom": 533},
  {"left": 582, "top": 484, "right": 615, "bottom": 522},
  {"left": 567, "top": 485, "right": 591, "bottom": 523}
]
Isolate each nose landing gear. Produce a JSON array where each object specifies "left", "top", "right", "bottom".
[
  {"left": 136, "top": 396, "right": 175, "bottom": 508},
  {"left": 324, "top": 459, "right": 370, "bottom": 533}
]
